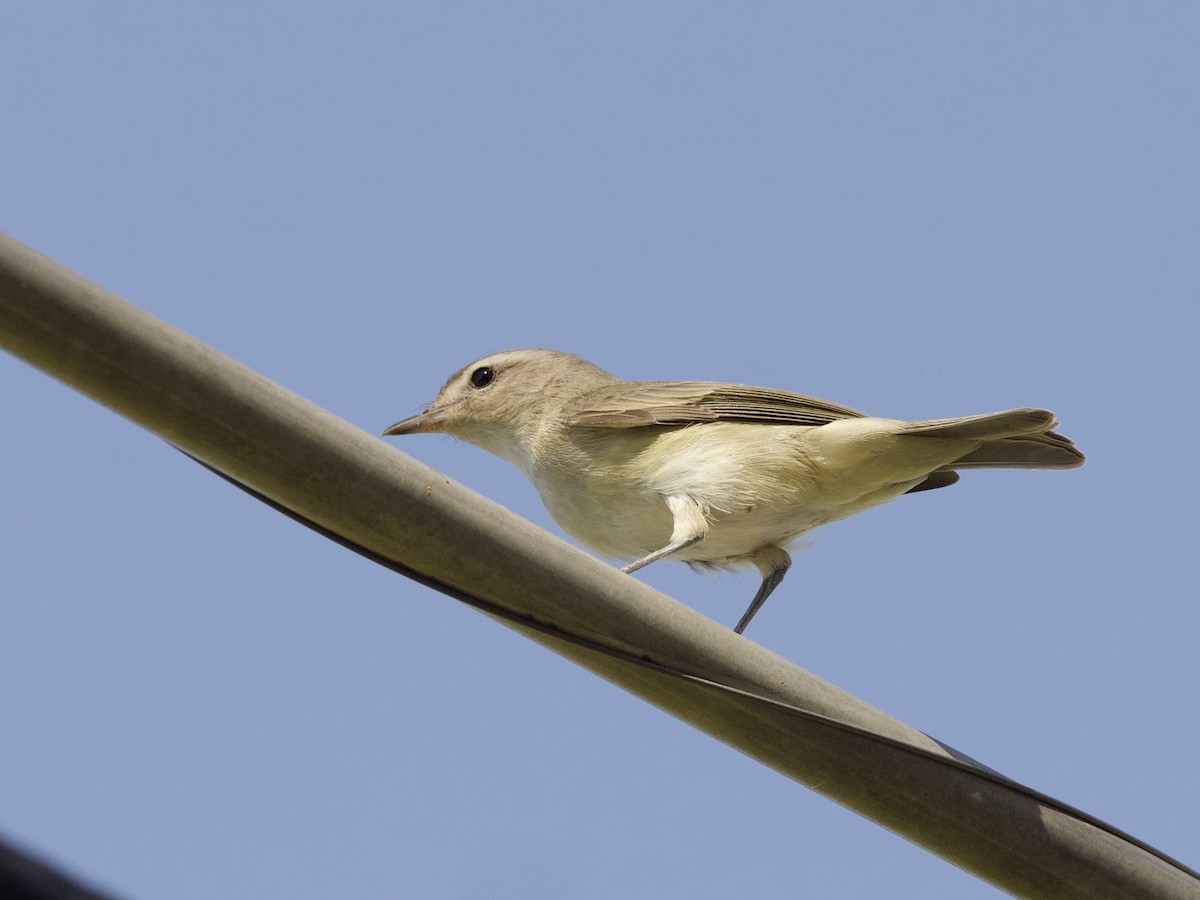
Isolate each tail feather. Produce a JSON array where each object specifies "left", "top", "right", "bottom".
[
  {"left": 902, "top": 408, "right": 1058, "bottom": 440},
  {"left": 905, "top": 470, "right": 961, "bottom": 493},
  {"left": 903, "top": 408, "right": 1085, "bottom": 470},
  {"left": 950, "top": 433, "right": 1084, "bottom": 469}
]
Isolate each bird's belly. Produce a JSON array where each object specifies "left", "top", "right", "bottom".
[
  {"left": 678, "top": 504, "right": 829, "bottom": 562},
  {"left": 531, "top": 420, "right": 939, "bottom": 567},
  {"left": 536, "top": 477, "right": 677, "bottom": 562},
  {"left": 534, "top": 471, "right": 841, "bottom": 566}
]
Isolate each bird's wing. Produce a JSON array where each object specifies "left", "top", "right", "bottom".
[{"left": 566, "top": 381, "right": 868, "bottom": 428}]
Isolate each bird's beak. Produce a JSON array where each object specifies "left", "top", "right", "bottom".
[{"left": 383, "top": 407, "right": 450, "bottom": 436}]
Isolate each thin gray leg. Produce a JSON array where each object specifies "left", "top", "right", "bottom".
[
  {"left": 621, "top": 533, "right": 704, "bottom": 574},
  {"left": 734, "top": 546, "right": 792, "bottom": 634},
  {"left": 622, "top": 494, "right": 709, "bottom": 574}
]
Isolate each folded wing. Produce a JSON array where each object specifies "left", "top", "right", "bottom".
[{"left": 567, "top": 381, "right": 868, "bottom": 428}]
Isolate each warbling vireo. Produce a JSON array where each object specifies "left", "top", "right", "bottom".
[{"left": 384, "top": 349, "right": 1084, "bottom": 633}]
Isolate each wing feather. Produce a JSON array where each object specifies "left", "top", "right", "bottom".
[{"left": 566, "top": 381, "right": 867, "bottom": 428}]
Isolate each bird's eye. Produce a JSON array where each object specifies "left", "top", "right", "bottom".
[{"left": 469, "top": 366, "right": 496, "bottom": 389}]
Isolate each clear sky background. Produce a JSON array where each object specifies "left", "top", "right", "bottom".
[{"left": 2, "top": 4, "right": 1198, "bottom": 898}]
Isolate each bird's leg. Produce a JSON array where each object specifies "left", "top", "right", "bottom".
[
  {"left": 734, "top": 545, "right": 792, "bottom": 634},
  {"left": 621, "top": 495, "right": 709, "bottom": 574}
]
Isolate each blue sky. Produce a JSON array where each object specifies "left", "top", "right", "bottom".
[{"left": 2, "top": 4, "right": 1198, "bottom": 897}]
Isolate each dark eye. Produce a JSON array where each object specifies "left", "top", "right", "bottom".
[{"left": 469, "top": 366, "right": 496, "bottom": 388}]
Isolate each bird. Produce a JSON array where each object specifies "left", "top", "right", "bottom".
[{"left": 384, "top": 349, "right": 1084, "bottom": 634}]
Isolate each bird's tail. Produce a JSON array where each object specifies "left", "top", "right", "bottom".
[{"left": 903, "top": 408, "right": 1085, "bottom": 470}]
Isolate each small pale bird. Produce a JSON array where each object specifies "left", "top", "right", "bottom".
[{"left": 384, "top": 349, "right": 1084, "bottom": 634}]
